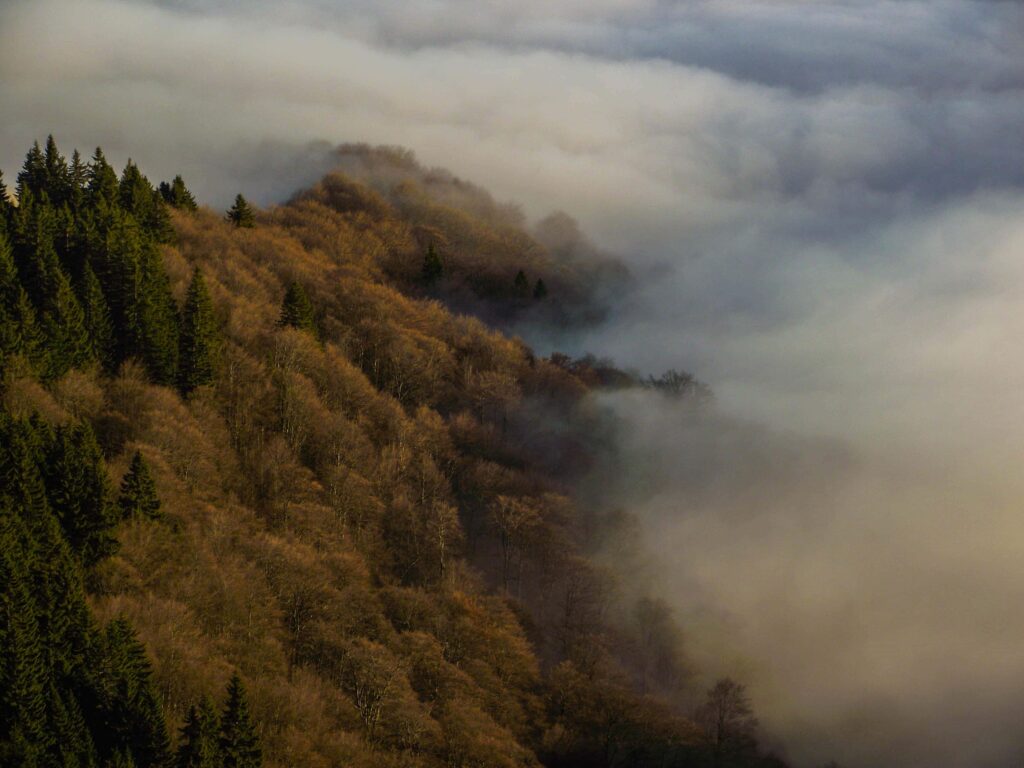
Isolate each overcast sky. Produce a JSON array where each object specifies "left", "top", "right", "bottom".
[{"left": 4, "top": 2, "right": 1024, "bottom": 766}]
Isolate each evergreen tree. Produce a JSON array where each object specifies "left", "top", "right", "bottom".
[
  {"left": 277, "top": 281, "right": 316, "bottom": 336},
  {"left": 176, "top": 697, "right": 221, "bottom": 768},
  {"left": 178, "top": 267, "right": 219, "bottom": 396},
  {"left": 87, "top": 148, "right": 120, "bottom": 208},
  {"left": 422, "top": 242, "right": 443, "bottom": 285},
  {"left": 117, "top": 452, "right": 161, "bottom": 520},
  {"left": 225, "top": 195, "right": 255, "bottom": 228},
  {"left": 160, "top": 176, "right": 197, "bottom": 212},
  {"left": 43, "top": 135, "right": 71, "bottom": 207},
  {"left": 68, "top": 149, "right": 88, "bottom": 211},
  {"left": 533, "top": 277, "right": 548, "bottom": 300},
  {"left": 39, "top": 253, "right": 93, "bottom": 379},
  {"left": 138, "top": 240, "right": 180, "bottom": 385},
  {"left": 80, "top": 261, "right": 116, "bottom": 371},
  {"left": 0, "top": 170, "right": 11, "bottom": 220},
  {"left": 44, "top": 422, "right": 119, "bottom": 567},
  {"left": 219, "top": 674, "right": 261, "bottom": 768},
  {"left": 513, "top": 269, "right": 529, "bottom": 297},
  {"left": 17, "top": 141, "right": 47, "bottom": 201},
  {"left": 93, "top": 619, "right": 171, "bottom": 768},
  {"left": 0, "top": 228, "right": 44, "bottom": 370}
]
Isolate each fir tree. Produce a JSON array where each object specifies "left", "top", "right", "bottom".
[
  {"left": 32, "top": 234, "right": 93, "bottom": 379},
  {"left": 117, "top": 452, "right": 161, "bottom": 520},
  {"left": 513, "top": 269, "right": 529, "bottom": 297},
  {"left": 533, "top": 277, "right": 548, "bottom": 300},
  {"left": 219, "top": 674, "right": 261, "bottom": 768},
  {"left": 176, "top": 697, "right": 221, "bottom": 768},
  {"left": 160, "top": 176, "right": 197, "bottom": 212},
  {"left": 44, "top": 422, "right": 119, "bottom": 567},
  {"left": 17, "top": 141, "right": 47, "bottom": 201},
  {"left": 137, "top": 240, "right": 180, "bottom": 385},
  {"left": 178, "top": 267, "right": 219, "bottom": 396},
  {"left": 225, "top": 195, "right": 255, "bottom": 228},
  {"left": 68, "top": 149, "right": 88, "bottom": 211},
  {"left": 80, "top": 262, "right": 116, "bottom": 371},
  {"left": 43, "top": 135, "right": 71, "bottom": 207},
  {"left": 278, "top": 281, "right": 316, "bottom": 336},
  {"left": 422, "top": 242, "right": 443, "bottom": 285},
  {"left": 87, "top": 148, "right": 120, "bottom": 208},
  {"left": 0, "top": 170, "right": 11, "bottom": 220}
]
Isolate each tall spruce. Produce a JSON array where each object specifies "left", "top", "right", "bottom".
[
  {"left": 178, "top": 268, "right": 219, "bottom": 396},
  {"left": 17, "top": 141, "right": 47, "bottom": 201},
  {"left": 87, "top": 148, "right": 120, "bottom": 208},
  {"left": 176, "top": 697, "right": 221, "bottom": 768},
  {"left": 160, "top": 176, "right": 198, "bottom": 212},
  {"left": 225, "top": 194, "right": 255, "bottom": 228},
  {"left": 219, "top": 674, "right": 261, "bottom": 768},
  {"left": 422, "top": 242, "right": 443, "bottom": 284},
  {"left": 80, "top": 261, "right": 116, "bottom": 371},
  {"left": 118, "top": 451, "right": 161, "bottom": 520},
  {"left": 278, "top": 281, "right": 316, "bottom": 336}
]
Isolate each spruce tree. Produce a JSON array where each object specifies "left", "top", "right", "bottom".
[
  {"left": 17, "top": 141, "right": 47, "bottom": 201},
  {"left": 87, "top": 148, "right": 120, "bottom": 208},
  {"left": 160, "top": 176, "right": 197, "bottom": 212},
  {"left": 43, "top": 135, "right": 71, "bottom": 208},
  {"left": 219, "top": 674, "right": 261, "bottom": 768},
  {"left": 177, "top": 697, "right": 221, "bottom": 768},
  {"left": 533, "top": 277, "right": 548, "bottom": 300},
  {"left": 69, "top": 149, "right": 88, "bottom": 212},
  {"left": 225, "top": 195, "right": 255, "bottom": 228},
  {"left": 32, "top": 233, "right": 93, "bottom": 379},
  {"left": 422, "top": 242, "right": 443, "bottom": 285},
  {"left": 513, "top": 269, "right": 529, "bottom": 297},
  {"left": 178, "top": 267, "right": 219, "bottom": 396},
  {"left": 117, "top": 452, "right": 161, "bottom": 520},
  {"left": 0, "top": 170, "right": 11, "bottom": 220},
  {"left": 278, "top": 281, "right": 316, "bottom": 336},
  {"left": 81, "top": 262, "right": 116, "bottom": 371},
  {"left": 137, "top": 240, "right": 180, "bottom": 386},
  {"left": 44, "top": 422, "right": 119, "bottom": 567}
]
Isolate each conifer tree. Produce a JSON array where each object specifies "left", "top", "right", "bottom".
[
  {"left": 278, "top": 281, "right": 317, "bottom": 336},
  {"left": 43, "top": 135, "right": 71, "bottom": 207},
  {"left": 118, "top": 452, "right": 161, "bottom": 520},
  {"left": 137, "top": 241, "right": 181, "bottom": 385},
  {"left": 513, "top": 269, "right": 529, "bottom": 297},
  {"left": 87, "top": 148, "right": 120, "bottom": 207},
  {"left": 177, "top": 697, "right": 221, "bottom": 768},
  {"left": 44, "top": 422, "right": 119, "bottom": 567},
  {"left": 32, "top": 233, "right": 93, "bottom": 379},
  {"left": 69, "top": 149, "right": 88, "bottom": 211},
  {"left": 178, "top": 267, "right": 219, "bottom": 396},
  {"left": 219, "top": 674, "right": 262, "bottom": 768},
  {"left": 225, "top": 195, "right": 255, "bottom": 228},
  {"left": 81, "top": 262, "right": 116, "bottom": 370},
  {"left": 422, "top": 242, "right": 443, "bottom": 285},
  {"left": 17, "top": 141, "right": 47, "bottom": 201},
  {"left": 0, "top": 170, "right": 11, "bottom": 220},
  {"left": 160, "top": 176, "right": 198, "bottom": 212},
  {"left": 533, "top": 278, "right": 548, "bottom": 300}
]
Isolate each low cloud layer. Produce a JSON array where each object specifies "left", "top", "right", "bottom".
[{"left": 4, "top": 1, "right": 1024, "bottom": 765}]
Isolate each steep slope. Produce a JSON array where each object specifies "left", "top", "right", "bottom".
[{"left": 0, "top": 137, "right": 784, "bottom": 768}]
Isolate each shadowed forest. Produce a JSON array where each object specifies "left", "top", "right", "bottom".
[{"left": 0, "top": 137, "right": 796, "bottom": 768}]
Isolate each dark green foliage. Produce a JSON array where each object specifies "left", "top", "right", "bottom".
[
  {"left": 533, "top": 277, "right": 548, "bottom": 300},
  {"left": 226, "top": 195, "right": 255, "bottom": 228},
  {"left": 278, "top": 281, "right": 316, "bottom": 336},
  {"left": 136, "top": 241, "right": 180, "bottom": 385},
  {"left": 178, "top": 268, "right": 219, "bottom": 395},
  {"left": 36, "top": 239, "right": 93, "bottom": 379},
  {"left": 81, "top": 262, "right": 116, "bottom": 371},
  {"left": 422, "top": 242, "right": 443, "bottom": 284},
  {"left": 177, "top": 697, "right": 221, "bottom": 768},
  {"left": 87, "top": 148, "right": 120, "bottom": 208},
  {"left": 118, "top": 451, "right": 161, "bottom": 520},
  {"left": 219, "top": 674, "right": 262, "bottom": 768},
  {"left": 0, "top": 169, "right": 11, "bottom": 218},
  {"left": 513, "top": 268, "right": 529, "bottom": 297},
  {"left": 43, "top": 422, "right": 119, "bottom": 567},
  {"left": 159, "top": 176, "right": 198, "bottom": 212},
  {"left": 17, "top": 141, "right": 47, "bottom": 201},
  {"left": 0, "top": 228, "right": 44, "bottom": 371}
]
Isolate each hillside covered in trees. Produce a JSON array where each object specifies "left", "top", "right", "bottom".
[{"left": 0, "top": 136, "right": 792, "bottom": 768}]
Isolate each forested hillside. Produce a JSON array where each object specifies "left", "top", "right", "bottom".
[{"left": 0, "top": 137, "right": 787, "bottom": 768}]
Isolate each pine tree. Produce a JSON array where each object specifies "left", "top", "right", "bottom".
[
  {"left": 278, "top": 281, "right": 316, "bottom": 336},
  {"left": 43, "top": 136, "right": 71, "bottom": 208},
  {"left": 44, "top": 422, "right": 119, "bottom": 567},
  {"left": 117, "top": 452, "right": 161, "bottom": 520},
  {"left": 80, "top": 262, "right": 116, "bottom": 371},
  {"left": 422, "top": 242, "right": 443, "bottom": 285},
  {"left": 219, "top": 674, "right": 261, "bottom": 768},
  {"left": 178, "top": 268, "right": 219, "bottom": 396},
  {"left": 513, "top": 269, "right": 529, "bottom": 297},
  {"left": 68, "top": 149, "right": 88, "bottom": 212},
  {"left": 17, "top": 141, "right": 47, "bottom": 201},
  {"left": 87, "top": 148, "right": 120, "bottom": 208},
  {"left": 176, "top": 697, "right": 221, "bottom": 768},
  {"left": 160, "top": 176, "right": 197, "bottom": 212},
  {"left": 225, "top": 195, "right": 255, "bottom": 228},
  {"left": 137, "top": 240, "right": 180, "bottom": 385},
  {"left": 0, "top": 170, "right": 11, "bottom": 220},
  {"left": 533, "top": 278, "right": 548, "bottom": 300}
]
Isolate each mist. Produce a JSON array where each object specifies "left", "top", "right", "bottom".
[{"left": 4, "top": 0, "right": 1024, "bottom": 765}]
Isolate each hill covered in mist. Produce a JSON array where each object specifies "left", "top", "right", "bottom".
[{"left": 0, "top": 136, "right": 791, "bottom": 768}]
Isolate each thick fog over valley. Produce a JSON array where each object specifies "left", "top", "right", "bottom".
[{"left": 5, "top": 1, "right": 1024, "bottom": 765}]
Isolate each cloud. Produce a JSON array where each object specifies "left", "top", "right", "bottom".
[{"left": 3, "top": 0, "right": 1024, "bottom": 765}]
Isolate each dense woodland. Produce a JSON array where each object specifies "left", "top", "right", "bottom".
[{"left": 0, "top": 137, "right": 792, "bottom": 768}]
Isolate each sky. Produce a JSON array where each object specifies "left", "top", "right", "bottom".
[{"left": 3, "top": 1, "right": 1024, "bottom": 766}]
